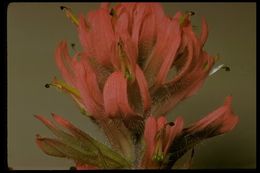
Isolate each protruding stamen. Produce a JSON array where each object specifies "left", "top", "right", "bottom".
[
  {"left": 209, "top": 64, "right": 231, "bottom": 76},
  {"left": 179, "top": 11, "right": 195, "bottom": 26},
  {"left": 117, "top": 39, "right": 134, "bottom": 81},
  {"left": 45, "top": 78, "right": 80, "bottom": 98},
  {"left": 185, "top": 11, "right": 195, "bottom": 16},
  {"left": 60, "top": 6, "right": 65, "bottom": 10},
  {"left": 60, "top": 6, "right": 79, "bottom": 26},
  {"left": 152, "top": 138, "right": 164, "bottom": 163},
  {"left": 223, "top": 66, "right": 231, "bottom": 71},
  {"left": 152, "top": 122, "right": 175, "bottom": 163}
]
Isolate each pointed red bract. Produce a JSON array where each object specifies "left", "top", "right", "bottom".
[
  {"left": 135, "top": 65, "right": 151, "bottom": 113},
  {"left": 103, "top": 71, "right": 136, "bottom": 118},
  {"left": 141, "top": 116, "right": 184, "bottom": 168},
  {"left": 186, "top": 96, "right": 239, "bottom": 135},
  {"left": 200, "top": 17, "right": 208, "bottom": 46}
]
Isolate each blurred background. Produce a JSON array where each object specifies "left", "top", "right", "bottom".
[{"left": 7, "top": 3, "right": 256, "bottom": 169}]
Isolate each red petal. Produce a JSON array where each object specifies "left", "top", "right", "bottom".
[
  {"left": 164, "top": 117, "right": 184, "bottom": 153},
  {"left": 78, "top": 15, "right": 93, "bottom": 57},
  {"left": 135, "top": 65, "right": 151, "bottom": 113},
  {"left": 137, "top": 3, "right": 165, "bottom": 67},
  {"left": 74, "top": 58, "right": 104, "bottom": 117},
  {"left": 51, "top": 113, "right": 74, "bottom": 131},
  {"left": 142, "top": 116, "right": 157, "bottom": 166},
  {"left": 151, "top": 35, "right": 214, "bottom": 116},
  {"left": 114, "top": 10, "right": 130, "bottom": 34},
  {"left": 34, "top": 115, "right": 56, "bottom": 130},
  {"left": 200, "top": 17, "right": 208, "bottom": 46},
  {"left": 55, "top": 41, "right": 79, "bottom": 87},
  {"left": 154, "top": 17, "right": 181, "bottom": 86},
  {"left": 138, "top": 13, "right": 156, "bottom": 66},
  {"left": 186, "top": 96, "right": 239, "bottom": 135},
  {"left": 131, "top": 3, "right": 148, "bottom": 47},
  {"left": 143, "top": 14, "right": 181, "bottom": 86},
  {"left": 157, "top": 116, "right": 167, "bottom": 130},
  {"left": 78, "top": 10, "right": 115, "bottom": 66},
  {"left": 100, "top": 3, "right": 110, "bottom": 10},
  {"left": 103, "top": 71, "right": 136, "bottom": 118}
]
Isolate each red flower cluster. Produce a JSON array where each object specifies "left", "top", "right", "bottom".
[{"left": 35, "top": 3, "right": 238, "bottom": 169}]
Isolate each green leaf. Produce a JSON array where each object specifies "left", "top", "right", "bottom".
[
  {"left": 35, "top": 114, "right": 132, "bottom": 168},
  {"left": 51, "top": 113, "right": 132, "bottom": 168},
  {"left": 35, "top": 135, "right": 66, "bottom": 158},
  {"left": 36, "top": 136, "right": 104, "bottom": 167}
]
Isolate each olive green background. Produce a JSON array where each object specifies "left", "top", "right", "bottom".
[{"left": 7, "top": 3, "right": 256, "bottom": 170}]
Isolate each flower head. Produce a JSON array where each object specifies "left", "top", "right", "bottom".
[
  {"left": 35, "top": 3, "right": 239, "bottom": 169},
  {"left": 55, "top": 3, "right": 214, "bottom": 122}
]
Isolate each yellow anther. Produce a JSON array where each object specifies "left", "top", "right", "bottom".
[
  {"left": 152, "top": 138, "right": 164, "bottom": 163},
  {"left": 152, "top": 122, "right": 175, "bottom": 163},
  {"left": 45, "top": 78, "right": 80, "bottom": 98},
  {"left": 60, "top": 6, "right": 79, "bottom": 26},
  {"left": 179, "top": 11, "right": 195, "bottom": 26}
]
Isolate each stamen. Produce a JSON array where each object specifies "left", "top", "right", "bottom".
[
  {"left": 117, "top": 40, "right": 134, "bottom": 81},
  {"left": 152, "top": 122, "right": 174, "bottom": 163},
  {"left": 180, "top": 11, "right": 195, "bottom": 26},
  {"left": 223, "top": 66, "right": 231, "bottom": 71},
  {"left": 44, "top": 83, "right": 61, "bottom": 89},
  {"left": 185, "top": 11, "right": 195, "bottom": 16},
  {"left": 155, "top": 122, "right": 174, "bottom": 141},
  {"left": 209, "top": 64, "right": 231, "bottom": 76},
  {"left": 45, "top": 78, "right": 80, "bottom": 98},
  {"left": 60, "top": 6, "right": 79, "bottom": 26},
  {"left": 152, "top": 139, "right": 164, "bottom": 163}
]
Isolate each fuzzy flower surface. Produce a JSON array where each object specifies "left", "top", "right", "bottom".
[{"left": 35, "top": 3, "right": 239, "bottom": 169}]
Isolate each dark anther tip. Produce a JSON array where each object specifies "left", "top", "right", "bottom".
[
  {"left": 45, "top": 84, "right": 50, "bottom": 88},
  {"left": 168, "top": 122, "right": 175, "bottom": 126},
  {"left": 190, "top": 11, "right": 195, "bottom": 16},
  {"left": 109, "top": 8, "right": 115, "bottom": 16},
  {"left": 60, "top": 6, "right": 67, "bottom": 10},
  {"left": 186, "top": 11, "right": 195, "bottom": 16},
  {"left": 71, "top": 43, "right": 75, "bottom": 47},
  {"left": 224, "top": 66, "right": 231, "bottom": 71}
]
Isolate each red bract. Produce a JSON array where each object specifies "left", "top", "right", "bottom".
[
  {"left": 141, "top": 96, "right": 238, "bottom": 169},
  {"left": 35, "top": 3, "right": 239, "bottom": 169},
  {"left": 55, "top": 2, "right": 214, "bottom": 120},
  {"left": 141, "top": 116, "right": 183, "bottom": 168}
]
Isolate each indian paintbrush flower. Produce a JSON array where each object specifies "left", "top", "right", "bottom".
[{"left": 35, "top": 3, "right": 239, "bottom": 169}]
